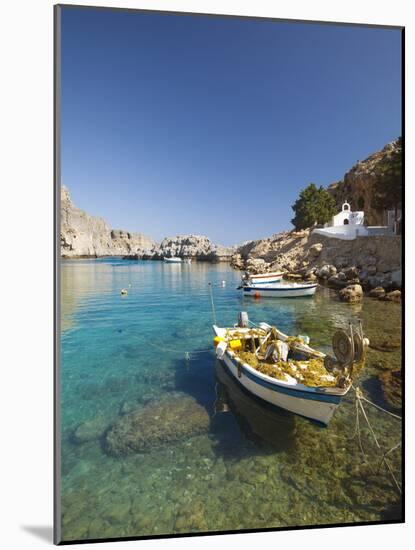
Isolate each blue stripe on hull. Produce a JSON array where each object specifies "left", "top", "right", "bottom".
[
  {"left": 244, "top": 285, "right": 317, "bottom": 292},
  {"left": 220, "top": 361, "right": 329, "bottom": 427},
  {"left": 227, "top": 355, "right": 342, "bottom": 405}
]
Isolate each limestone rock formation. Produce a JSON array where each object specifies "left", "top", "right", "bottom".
[
  {"left": 338, "top": 284, "right": 363, "bottom": 303},
  {"left": 369, "top": 287, "right": 386, "bottom": 299},
  {"left": 146, "top": 234, "right": 234, "bottom": 262},
  {"left": 233, "top": 230, "right": 401, "bottom": 290},
  {"left": 105, "top": 393, "right": 210, "bottom": 456},
  {"left": 327, "top": 139, "right": 401, "bottom": 226},
  {"left": 61, "top": 186, "right": 155, "bottom": 258},
  {"left": 382, "top": 290, "right": 401, "bottom": 303}
]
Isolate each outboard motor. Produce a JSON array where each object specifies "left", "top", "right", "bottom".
[{"left": 238, "top": 311, "right": 249, "bottom": 328}]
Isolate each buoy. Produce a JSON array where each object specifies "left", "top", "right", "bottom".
[
  {"left": 128, "top": 283, "right": 132, "bottom": 288},
  {"left": 120, "top": 288, "right": 128, "bottom": 295},
  {"left": 254, "top": 292, "right": 261, "bottom": 299},
  {"left": 221, "top": 280, "right": 226, "bottom": 287}
]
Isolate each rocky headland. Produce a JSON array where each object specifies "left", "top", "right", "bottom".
[
  {"left": 61, "top": 187, "right": 234, "bottom": 261},
  {"left": 135, "top": 234, "right": 234, "bottom": 262},
  {"left": 61, "top": 186, "right": 155, "bottom": 258}
]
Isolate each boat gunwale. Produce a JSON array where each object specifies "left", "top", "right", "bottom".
[
  {"left": 228, "top": 350, "right": 349, "bottom": 397},
  {"left": 247, "top": 271, "right": 284, "bottom": 279},
  {"left": 213, "top": 325, "right": 350, "bottom": 398},
  {"left": 243, "top": 283, "right": 318, "bottom": 291}
]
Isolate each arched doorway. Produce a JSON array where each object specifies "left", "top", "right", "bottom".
[{"left": 343, "top": 219, "right": 349, "bottom": 225}]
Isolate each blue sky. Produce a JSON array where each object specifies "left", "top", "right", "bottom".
[{"left": 61, "top": 7, "right": 402, "bottom": 245}]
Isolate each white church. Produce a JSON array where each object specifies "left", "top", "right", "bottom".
[{"left": 312, "top": 201, "right": 393, "bottom": 240}]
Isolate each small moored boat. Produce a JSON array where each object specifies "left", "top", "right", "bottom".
[
  {"left": 213, "top": 313, "right": 369, "bottom": 425},
  {"left": 241, "top": 281, "right": 317, "bottom": 298},
  {"left": 243, "top": 271, "right": 284, "bottom": 285},
  {"left": 164, "top": 257, "right": 182, "bottom": 263}
]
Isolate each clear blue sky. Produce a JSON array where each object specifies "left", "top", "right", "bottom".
[{"left": 61, "top": 7, "right": 402, "bottom": 245}]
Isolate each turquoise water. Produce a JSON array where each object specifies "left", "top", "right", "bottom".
[{"left": 60, "top": 258, "right": 402, "bottom": 542}]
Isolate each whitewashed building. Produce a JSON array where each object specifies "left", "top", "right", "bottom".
[
  {"left": 331, "top": 201, "right": 364, "bottom": 227},
  {"left": 313, "top": 201, "right": 392, "bottom": 240}
]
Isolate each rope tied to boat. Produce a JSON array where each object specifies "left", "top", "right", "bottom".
[
  {"left": 147, "top": 340, "right": 214, "bottom": 361},
  {"left": 208, "top": 282, "right": 217, "bottom": 325},
  {"left": 352, "top": 385, "right": 402, "bottom": 494}
]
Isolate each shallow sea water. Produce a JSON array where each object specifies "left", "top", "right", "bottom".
[{"left": 60, "top": 259, "right": 402, "bottom": 541}]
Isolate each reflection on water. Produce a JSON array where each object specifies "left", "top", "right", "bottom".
[
  {"left": 214, "top": 361, "right": 296, "bottom": 452},
  {"left": 59, "top": 259, "right": 402, "bottom": 542}
]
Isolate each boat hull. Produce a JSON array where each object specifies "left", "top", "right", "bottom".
[
  {"left": 247, "top": 271, "right": 283, "bottom": 284},
  {"left": 243, "top": 284, "right": 317, "bottom": 298},
  {"left": 163, "top": 257, "right": 182, "bottom": 263},
  {"left": 219, "top": 351, "right": 341, "bottom": 425}
]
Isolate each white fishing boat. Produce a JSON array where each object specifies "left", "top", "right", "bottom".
[
  {"left": 241, "top": 281, "right": 317, "bottom": 298},
  {"left": 243, "top": 271, "right": 284, "bottom": 285},
  {"left": 163, "top": 257, "right": 182, "bottom": 263},
  {"left": 213, "top": 313, "right": 369, "bottom": 425}
]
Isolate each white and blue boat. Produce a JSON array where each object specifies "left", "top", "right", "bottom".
[
  {"left": 242, "top": 281, "right": 317, "bottom": 298},
  {"left": 213, "top": 317, "right": 368, "bottom": 425},
  {"left": 243, "top": 271, "right": 283, "bottom": 285},
  {"left": 163, "top": 257, "right": 182, "bottom": 263}
]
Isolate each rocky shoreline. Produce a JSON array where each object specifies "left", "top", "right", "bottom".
[{"left": 230, "top": 229, "right": 401, "bottom": 303}]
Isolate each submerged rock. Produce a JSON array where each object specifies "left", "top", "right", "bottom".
[
  {"left": 383, "top": 290, "right": 401, "bottom": 303},
  {"left": 369, "top": 337, "right": 401, "bottom": 352},
  {"left": 378, "top": 370, "right": 402, "bottom": 409},
  {"left": 338, "top": 284, "right": 363, "bottom": 303},
  {"left": 72, "top": 415, "right": 112, "bottom": 444},
  {"left": 369, "top": 286, "right": 386, "bottom": 299},
  {"left": 105, "top": 394, "right": 210, "bottom": 456}
]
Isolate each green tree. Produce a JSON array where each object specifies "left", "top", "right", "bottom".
[
  {"left": 291, "top": 183, "right": 337, "bottom": 230},
  {"left": 373, "top": 137, "right": 402, "bottom": 218}
]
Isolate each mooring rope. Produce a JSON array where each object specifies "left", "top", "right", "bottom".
[
  {"left": 359, "top": 394, "right": 402, "bottom": 421},
  {"left": 353, "top": 386, "right": 402, "bottom": 494},
  {"left": 147, "top": 340, "right": 213, "bottom": 359},
  {"left": 208, "top": 282, "right": 217, "bottom": 325}
]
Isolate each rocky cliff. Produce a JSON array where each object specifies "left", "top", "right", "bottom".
[
  {"left": 231, "top": 138, "right": 402, "bottom": 290},
  {"left": 60, "top": 186, "right": 155, "bottom": 258},
  {"left": 232, "top": 228, "right": 401, "bottom": 290},
  {"left": 327, "top": 139, "right": 401, "bottom": 225},
  {"left": 142, "top": 234, "right": 234, "bottom": 262}
]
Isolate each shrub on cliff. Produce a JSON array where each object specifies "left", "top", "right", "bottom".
[
  {"left": 372, "top": 137, "right": 402, "bottom": 218},
  {"left": 291, "top": 183, "right": 337, "bottom": 230}
]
